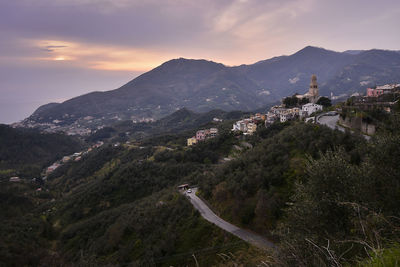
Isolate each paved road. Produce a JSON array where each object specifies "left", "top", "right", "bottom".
[
  {"left": 317, "top": 113, "right": 371, "bottom": 140},
  {"left": 184, "top": 188, "right": 276, "bottom": 250},
  {"left": 317, "top": 114, "right": 344, "bottom": 132}
]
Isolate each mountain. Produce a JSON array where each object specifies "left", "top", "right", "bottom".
[
  {"left": 21, "top": 46, "right": 400, "bottom": 131},
  {"left": 325, "top": 49, "right": 400, "bottom": 94},
  {"left": 31, "top": 102, "right": 60, "bottom": 116},
  {"left": 22, "top": 59, "right": 265, "bottom": 128},
  {"left": 343, "top": 50, "right": 365, "bottom": 55},
  {"left": 240, "top": 46, "right": 354, "bottom": 98}
]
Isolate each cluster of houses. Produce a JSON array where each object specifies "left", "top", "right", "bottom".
[
  {"left": 187, "top": 128, "right": 219, "bottom": 146},
  {"left": 45, "top": 141, "right": 104, "bottom": 176},
  {"left": 186, "top": 78, "right": 400, "bottom": 142},
  {"left": 232, "top": 113, "right": 265, "bottom": 135},
  {"left": 349, "top": 83, "right": 400, "bottom": 112},
  {"left": 231, "top": 102, "right": 323, "bottom": 134},
  {"left": 265, "top": 74, "right": 324, "bottom": 126},
  {"left": 233, "top": 75, "right": 324, "bottom": 131},
  {"left": 265, "top": 103, "right": 323, "bottom": 126},
  {"left": 366, "top": 84, "right": 400, "bottom": 97}
]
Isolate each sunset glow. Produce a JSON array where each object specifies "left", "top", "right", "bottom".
[{"left": 29, "top": 39, "right": 177, "bottom": 71}]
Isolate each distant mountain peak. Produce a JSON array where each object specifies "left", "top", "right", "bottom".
[
  {"left": 150, "top": 57, "right": 226, "bottom": 74},
  {"left": 161, "top": 57, "right": 224, "bottom": 66},
  {"left": 294, "top": 46, "right": 337, "bottom": 56},
  {"left": 303, "top": 45, "right": 323, "bottom": 50}
]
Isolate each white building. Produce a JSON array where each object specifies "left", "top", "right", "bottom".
[
  {"left": 301, "top": 103, "right": 323, "bottom": 117},
  {"left": 239, "top": 121, "right": 248, "bottom": 132},
  {"left": 9, "top": 177, "right": 21, "bottom": 182},
  {"left": 232, "top": 121, "right": 242, "bottom": 131},
  {"left": 280, "top": 113, "right": 295, "bottom": 123},
  {"left": 376, "top": 84, "right": 400, "bottom": 90},
  {"left": 233, "top": 119, "right": 252, "bottom": 132},
  {"left": 232, "top": 123, "right": 239, "bottom": 131}
]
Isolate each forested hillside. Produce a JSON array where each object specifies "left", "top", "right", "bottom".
[
  {"left": 87, "top": 108, "right": 250, "bottom": 143},
  {"left": 2, "top": 111, "right": 400, "bottom": 266},
  {"left": 0, "top": 126, "right": 266, "bottom": 266},
  {"left": 198, "top": 117, "right": 400, "bottom": 266},
  {"left": 0, "top": 124, "right": 83, "bottom": 178},
  {"left": 198, "top": 122, "right": 365, "bottom": 234}
]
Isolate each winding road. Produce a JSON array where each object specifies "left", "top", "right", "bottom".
[
  {"left": 317, "top": 113, "right": 371, "bottom": 141},
  {"left": 317, "top": 114, "right": 344, "bottom": 132},
  {"left": 184, "top": 188, "right": 275, "bottom": 250},
  {"left": 317, "top": 113, "right": 371, "bottom": 140}
]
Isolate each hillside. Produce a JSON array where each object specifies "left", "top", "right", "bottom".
[
  {"left": 325, "top": 49, "right": 400, "bottom": 95},
  {"left": 87, "top": 108, "right": 250, "bottom": 143},
  {"left": 20, "top": 46, "right": 400, "bottom": 132},
  {"left": 2, "top": 109, "right": 400, "bottom": 265},
  {"left": 241, "top": 46, "right": 354, "bottom": 98},
  {"left": 24, "top": 59, "right": 263, "bottom": 126},
  {"left": 0, "top": 124, "right": 83, "bottom": 179},
  {"left": 0, "top": 126, "right": 267, "bottom": 266}
]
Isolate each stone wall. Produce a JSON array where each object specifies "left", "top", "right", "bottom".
[{"left": 339, "top": 115, "right": 376, "bottom": 135}]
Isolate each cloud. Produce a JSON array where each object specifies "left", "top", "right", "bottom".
[
  {"left": 1, "top": 0, "right": 400, "bottom": 68},
  {"left": 30, "top": 39, "right": 177, "bottom": 71},
  {"left": 42, "top": 45, "right": 68, "bottom": 52},
  {"left": 1, "top": 0, "right": 400, "bottom": 124}
]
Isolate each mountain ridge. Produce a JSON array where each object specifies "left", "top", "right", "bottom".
[{"left": 21, "top": 46, "right": 400, "bottom": 131}]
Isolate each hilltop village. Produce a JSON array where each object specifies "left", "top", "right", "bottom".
[
  {"left": 232, "top": 75, "right": 325, "bottom": 136},
  {"left": 186, "top": 74, "right": 400, "bottom": 145},
  {"left": 187, "top": 74, "right": 324, "bottom": 144}
]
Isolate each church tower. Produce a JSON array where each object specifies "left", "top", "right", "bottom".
[{"left": 308, "top": 74, "right": 319, "bottom": 103}]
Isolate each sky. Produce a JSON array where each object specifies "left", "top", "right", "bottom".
[{"left": 1, "top": 0, "right": 400, "bottom": 123}]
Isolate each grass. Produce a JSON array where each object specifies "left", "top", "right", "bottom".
[{"left": 359, "top": 244, "right": 400, "bottom": 267}]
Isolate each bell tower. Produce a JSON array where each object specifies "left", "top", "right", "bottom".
[{"left": 308, "top": 74, "right": 319, "bottom": 103}]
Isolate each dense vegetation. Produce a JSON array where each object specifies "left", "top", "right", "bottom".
[
  {"left": 198, "top": 122, "right": 364, "bottom": 233},
  {"left": 316, "top": 96, "right": 332, "bottom": 107},
  {"left": 0, "top": 122, "right": 266, "bottom": 266},
  {"left": 277, "top": 132, "right": 400, "bottom": 265},
  {"left": 197, "top": 117, "right": 400, "bottom": 266},
  {"left": 0, "top": 124, "right": 83, "bottom": 178},
  {"left": 87, "top": 108, "right": 249, "bottom": 143},
  {"left": 2, "top": 108, "right": 400, "bottom": 266},
  {"left": 282, "top": 95, "right": 309, "bottom": 107}
]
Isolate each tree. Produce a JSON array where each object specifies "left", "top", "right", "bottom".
[
  {"left": 283, "top": 95, "right": 301, "bottom": 108},
  {"left": 299, "top": 97, "right": 309, "bottom": 105},
  {"left": 316, "top": 96, "right": 332, "bottom": 107}
]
